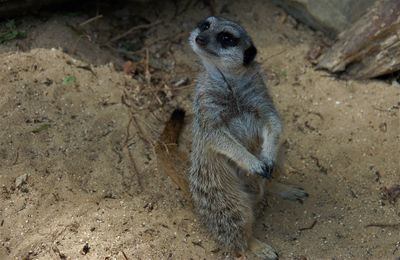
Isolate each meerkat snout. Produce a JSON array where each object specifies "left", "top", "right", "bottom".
[
  {"left": 195, "top": 34, "right": 209, "bottom": 46},
  {"left": 243, "top": 44, "right": 257, "bottom": 66}
]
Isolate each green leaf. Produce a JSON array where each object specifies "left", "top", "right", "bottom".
[
  {"left": 62, "top": 75, "right": 77, "bottom": 85},
  {"left": 32, "top": 124, "right": 51, "bottom": 134},
  {"left": 5, "top": 20, "right": 16, "bottom": 29},
  {"left": 0, "top": 30, "right": 26, "bottom": 44}
]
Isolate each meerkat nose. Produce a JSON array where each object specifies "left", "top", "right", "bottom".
[{"left": 195, "top": 35, "right": 208, "bottom": 46}]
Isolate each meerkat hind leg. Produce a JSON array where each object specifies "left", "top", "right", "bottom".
[
  {"left": 247, "top": 237, "right": 278, "bottom": 260},
  {"left": 267, "top": 182, "right": 308, "bottom": 202}
]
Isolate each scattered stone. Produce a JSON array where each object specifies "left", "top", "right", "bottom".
[
  {"left": 293, "top": 256, "right": 308, "bottom": 260},
  {"left": 173, "top": 78, "right": 190, "bottom": 87},
  {"left": 15, "top": 174, "right": 28, "bottom": 189},
  {"left": 81, "top": 242, "right": 90, "bottom": 255},
  {"left": 392, "top": 79, "right": 400, "bottom": 88},
  {"left": 381, "top": 185, "right": 400, "bottom": 204},
  {"left": 52, "top": 246, "right": 67, "bottom": 260},
  {"left": 307, "top": 44, "right": 324, "bottom": 64}
]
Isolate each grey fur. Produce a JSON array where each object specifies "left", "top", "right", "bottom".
[{"left": 189, "top": 17, "right": 283, "bottom": 259}]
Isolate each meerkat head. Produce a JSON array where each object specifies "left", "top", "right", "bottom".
[{"left": 189, "top": 16, "right": 257, "bottom": 74}]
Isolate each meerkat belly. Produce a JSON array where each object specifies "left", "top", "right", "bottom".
[
  {"left": 228, "top": 112, "right": 267, "bottom": 202},
  {"left": 190, "top": 113, "right": 265, "bottom": 205},
  {"left": 228, "top": 112, "right": 263, "bottom": 155}
]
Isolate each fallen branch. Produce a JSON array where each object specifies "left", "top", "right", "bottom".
[{"left": 317, "top": 0, "right": 400, "bottom": 79}]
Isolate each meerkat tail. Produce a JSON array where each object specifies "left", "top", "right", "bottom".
[
  {"left": 155, "top": 108, "right": 191, "bottom": 198},
  {"left": 159, "top": 108, "right": 186, "bottom": 144}
]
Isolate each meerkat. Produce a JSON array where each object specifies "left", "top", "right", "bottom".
[{"left": 188, "top": 16, "right": 307, "bottom": 259}]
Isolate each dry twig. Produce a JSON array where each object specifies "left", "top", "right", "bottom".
[
  {"left": 109, "top": 20, "right": 161, "bottom": 43},
  {"left": 122, "top": 114, "right": 143, "bottom": 191},
  {"left": 365, "top": 223, "right": 400, "bottom": 229},
  {"left": 79, "top": 15, "right": 103, "bottom": 27},
  {"left": 299, "top": 220, "right": 317, "bottom": 231}
]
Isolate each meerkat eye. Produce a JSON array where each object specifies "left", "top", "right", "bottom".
[
  {"left": 198, "top": 21, "right": 210, "bottom": 32},
  {"left": 217, "top": 32, "right": 239, "bottom": 48}
]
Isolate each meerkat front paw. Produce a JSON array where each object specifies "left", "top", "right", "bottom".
[
  {"left": 258, "top": 163, "right": 274, "bottom": 179},
  {"left": 252, "top": 161, "right": 274, "bottom": 179}
]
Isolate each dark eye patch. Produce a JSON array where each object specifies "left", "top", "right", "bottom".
[
  {"left": 217, "top": 32, "right": 239, "bottom": 48},
  {"left": 198, "top": 21, "right": 210, "bottom": 32}
]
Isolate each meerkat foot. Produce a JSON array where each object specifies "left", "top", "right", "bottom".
[
  {"left": 248, "top": 238, "right": 278, "bottom": 260},
  {"left": 267, "top": 182, "right": 308, "bottom": 202}
]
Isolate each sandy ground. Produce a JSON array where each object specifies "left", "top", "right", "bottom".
[{"left": 0, "top": 1, "right": 399, "bottom": 259}]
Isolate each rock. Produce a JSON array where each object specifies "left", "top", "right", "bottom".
[
  {"left": 15, "top": 174, "right": 28, "bottom": 189},
  {"left": 81, "top": 242, "right": 90, "bottom": 255},
  {"left": 272, "top": 0, "right": 377, "bottom": 37}
]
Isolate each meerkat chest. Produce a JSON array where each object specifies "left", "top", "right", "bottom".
[
  {"left": 221, "top": 85, "right": 263, "bottom": 119},
  {"left": 195, "top": 80, "right": 265, "bottom": 127},
  {"left": 228, "top": 113, "right": 263, "bottom": 153}
]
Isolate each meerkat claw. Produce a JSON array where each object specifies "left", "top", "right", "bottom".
[
  {"left": 256, "top": 163, "right": 274, "bottom": 179},
  {"left": 268, "top": 183, "right": 309, "bottom": 202},
  {"left": 250, "top": 239, "right": 279, "bottom": 260}
]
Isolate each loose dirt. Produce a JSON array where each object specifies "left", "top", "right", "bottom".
[{"left": 0, "top": 1, "right": 399, "bottom": 259}]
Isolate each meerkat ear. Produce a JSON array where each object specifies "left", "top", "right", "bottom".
[{"left": 243, "top": 44, "right": 257, "bottom": 66}]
